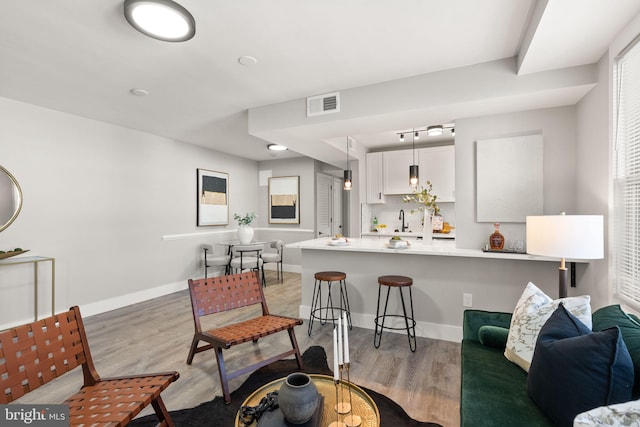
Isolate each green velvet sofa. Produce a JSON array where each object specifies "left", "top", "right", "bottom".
[
  {"left": 460, "top": 307, "right": 640, "bottom": 427},
  {"left": 461, "top": 309, "right": 554, "bottom": 426}
]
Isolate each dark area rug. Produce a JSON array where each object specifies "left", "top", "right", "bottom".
[{"left": 128, "top": 346, "right": 443, "bottom": 427}]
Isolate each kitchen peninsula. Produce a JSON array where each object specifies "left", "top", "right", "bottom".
[{"left": 287, "top": 237, "right": 587, "bottom": 342}]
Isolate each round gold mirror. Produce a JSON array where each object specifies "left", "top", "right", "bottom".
[{"left": 0, "top": 165, "right": 23, "bottom": 232}]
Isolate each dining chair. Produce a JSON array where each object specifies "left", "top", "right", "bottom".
[
  {"left": 229, "top": 243, "right": 266, "bottom": 286},
  {"left": 202, "top": 244, "right": 230, "bottom": 278},
  {"left": 261, "top": 240, "right": 284, "bottom": 283}
]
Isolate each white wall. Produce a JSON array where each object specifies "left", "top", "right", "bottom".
[
  {"left": 455, "top": 106, "right": 577, "bottom": 249},
  {"left": 575, "top": 54, "right": 610, "bottom": 307},
  {"left": 0, "top": 97, "right": 258, "bottom": 327}
]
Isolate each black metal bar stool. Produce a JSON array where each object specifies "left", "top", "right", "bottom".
[
  {"left": 374, "top": 275, "right": 416, "bottom": 352},
  {"left": 308, "top": 271, "right": 352, "bottom": 336}
]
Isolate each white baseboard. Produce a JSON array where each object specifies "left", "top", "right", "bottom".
[
  {"left": 79, "top": 266, "right": 302, "bottom": 320},
  {"left": 78, "top": 280, "right": 188, "bottom": 319},
  {"left": 2, "top": 274, "right": 458, "bottom": 343},
  {"left": 299, "top": 305, "right": 462, "bottom": 343},
  {"left": 79, "top": 265, "right": 304, "bottom": 322},
  {"left": 263, "top": 263, "right": 301, "bottom": 273},
  {"left": 0, "top": 280, "right": 186, "bottom": 330}
]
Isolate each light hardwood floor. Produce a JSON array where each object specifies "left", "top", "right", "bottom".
[{"left": 15, "top": 271, "right": 461, "bottom": 426}]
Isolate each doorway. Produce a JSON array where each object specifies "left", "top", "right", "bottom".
[{"left": 316, "top": 173, "right": 344, "bottom": 238}]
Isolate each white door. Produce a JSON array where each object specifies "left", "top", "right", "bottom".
[
  {"left": 316, "top": 174, "right": 344, "bottom": 238},
  {"left": 332, "top": 176, "right": 343, "bottom": 236},
  {"left": 316, "top": 173, "right": 332, "bottom": 238}
]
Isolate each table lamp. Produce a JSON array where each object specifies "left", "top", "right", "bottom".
[{"left": 526, "top": 213, "right": 604, "bottom": 298}]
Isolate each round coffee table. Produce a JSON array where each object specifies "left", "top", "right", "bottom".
[{"left": 235, "top": 374, "right": 380, "bottom": 427}]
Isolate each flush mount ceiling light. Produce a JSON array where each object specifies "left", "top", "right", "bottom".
[
  {"left": 124, "top": 0, "right": 195, "bottom": 42},
  {"left": 267, "top": 144, "right": 288, "bottom": 151},
  {"left": 427, "top": 125, "right": 444, "bottom": 136}
]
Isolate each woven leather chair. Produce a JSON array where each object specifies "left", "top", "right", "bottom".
[
  {"left": 186, "top": 271, "right": 303, "bottom": 403},
  {"left": 0, "top": 306, "right": 179, "bottom": 427}
]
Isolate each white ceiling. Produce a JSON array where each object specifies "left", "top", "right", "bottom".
[{"left": 1, "top": 0, "right": 639, "bottom": 162}]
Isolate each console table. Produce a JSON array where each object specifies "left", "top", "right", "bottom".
[{"left": 0, "top": 256, "right": 55, "bottom": 320}]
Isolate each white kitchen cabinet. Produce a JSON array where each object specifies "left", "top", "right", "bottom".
[
  {"left": 418, "top": 145, "right": 455, "bottom": 202},
  {"left": 382, "top": 149, "right": 417, "bottom": 195},
  {"left": 366, "top": 152, "right": 385, "bottom": 203}
]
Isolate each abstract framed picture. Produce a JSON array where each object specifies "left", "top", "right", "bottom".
[
  {"left": 197, "top": 169, "right": 229, "bottom": 226},
  {"left": 269, "top": 176, "right": 300, "bottom": 224}
]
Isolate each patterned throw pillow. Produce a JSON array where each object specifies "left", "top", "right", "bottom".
[
  {"left": 573, "top": 399, "right": 640, "bottom": 426},
  {"left": 504, "top": 282, "right": 591, "bottom": 372}
]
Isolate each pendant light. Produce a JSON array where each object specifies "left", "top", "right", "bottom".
[
  {"left": 344, "top": 137, "right": 353, "bottom": 191},
  {"left": 409, "top": 130, "right": 419, "bottom": 187}
]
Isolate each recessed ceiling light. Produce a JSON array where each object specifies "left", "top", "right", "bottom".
[
  {"left": 123, "top": 0, "right": 196, "bottom": 42},
  {"left": 267, "top": 144, "right": 288, "bottom": 151},
  {"left": 238, "top": 56, "right": 258, "bottom": 66},
  {"left": 130, "top": 88, "right": 149, "bottom": 96}
]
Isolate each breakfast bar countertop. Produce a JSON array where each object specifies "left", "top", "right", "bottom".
[
  {"left": 286, "top": 237, "right": 580, "bottom": 263},
  {"left": 289, "top": 237, "right": 591, "bottom": 343}
]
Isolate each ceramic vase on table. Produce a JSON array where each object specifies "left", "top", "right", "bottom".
[
  {"left": 423, "top": 209, "right": 434, "bottom": 244},
  {"left": 278, "top": 373, "right": 319, "bottom": 424},
  {"left": 237, "top": 225, "right": 254, "bottom": 244}
]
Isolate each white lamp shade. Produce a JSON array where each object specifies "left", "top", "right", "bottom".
[{"left": 526, "top": 215, "right": 604, "bottom": 259}]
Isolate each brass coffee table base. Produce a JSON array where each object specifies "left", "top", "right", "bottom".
[{"left": 235, "top": 374, "right": 380, "bottom": 427}]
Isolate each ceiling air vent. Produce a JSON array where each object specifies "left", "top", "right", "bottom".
[{"left": 307, "top": 92, "right": 340, "bottom": 117}]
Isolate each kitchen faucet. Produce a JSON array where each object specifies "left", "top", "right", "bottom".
[{"left": 399, "top": 209, "right": 408, "bottom": 232}]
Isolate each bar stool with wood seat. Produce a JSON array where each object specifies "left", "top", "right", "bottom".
[
  {"left": 308, "top": 271, "right": 352, "bottom": 336},
  {"left": 374, "top": 275, "right": 416, "bottom": 352}
]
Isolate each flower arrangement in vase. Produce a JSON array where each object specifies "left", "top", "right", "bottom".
[
  {"left": 402, "top": 181, "right": 439, "bottom": 242},
  {"left": 234, "top": 212, "right": 256, "bottom": 244}
]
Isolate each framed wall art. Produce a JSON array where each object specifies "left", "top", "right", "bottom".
[
  {"left": 197, "top": 168, "right": 229, "bottom": 226},
  {"left": 269, "top": 176, "right": 300, "bottom": 224},
  {"left": 476, "top": 134, "right": 543, "bottom": 223}
]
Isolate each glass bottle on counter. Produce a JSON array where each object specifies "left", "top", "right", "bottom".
[
  {"left": 489, "top": 223, "right": 505, "bottom": 250},
  {"left": 372, "top": 216, "right": 378, "bottom": 231}
]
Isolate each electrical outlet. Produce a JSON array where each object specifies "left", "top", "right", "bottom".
[{"left": 463, "top": 293, "right": 473, "bottom": 307}]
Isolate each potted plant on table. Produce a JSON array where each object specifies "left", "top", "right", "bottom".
[{"left": 234, "top": 212, "right": 256, "bottom": 244}]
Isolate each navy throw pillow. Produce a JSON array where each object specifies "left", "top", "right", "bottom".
[
  {"left": 593, "top": 304, "right": 640, "bottom": 398},
  {"left": 527, "top": 304, "right": 634, "bottom": 427}
]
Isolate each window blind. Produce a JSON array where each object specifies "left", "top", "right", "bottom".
[{"left": 614, "top": 34, "right": 640, "bottom": 309}]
